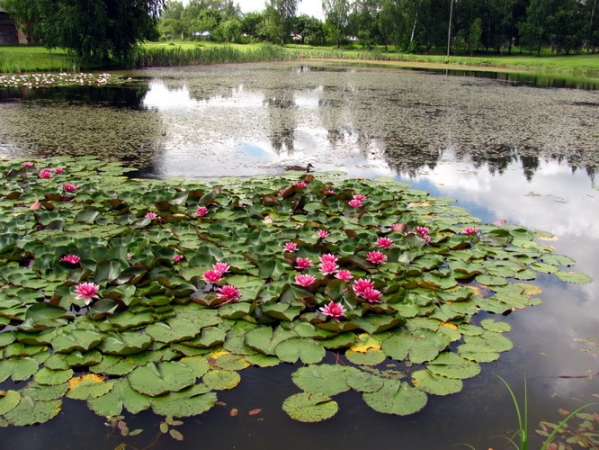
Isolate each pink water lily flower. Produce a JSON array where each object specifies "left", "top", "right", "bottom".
[
  {"left": 316, "top": 230, "right": 329, "bottom": 239},
  {"left": 353, "top": 278, "right": 375, "bottom": 295},
  {"left": 283, "top": 242, "right": 298, "bottom": 252},
  {"left": 38, "top": 169, "right": 53, "bottom": 179},
  {"left": 353, "top": 194, "right": 367, "bottom": 201},
  {"left": 376, "top": 237, "right": 394, "bottom": 249},
  {"left": 366, "top": 251, "right": 387, "bottom": 265},
  {"left": 319, "top": 301, "right": 346, "bottom": 320},
  {"left": 173, "top": 254, "right": 185, "bottom": 263},
  {"left": 195, "top": 206, "right": 209, "bottom": 217},
  {"left": 145, "top": 212, "right": 158, "bottom": 220},
  {"left": 416, "top": 226, "right": 430, "bottom": 236},
  {"left": 74, "top": 282, "right": 100, "bottom": 305},
  {"left": 335, "top": 270, "right": 353, "bottom": 281},
  {"left": 295, "top": 182, "right": 308, "bottom": 188},
  {"left": 213, "top": 262, "right": 230, "bottom": 274},
  {"left": 295, "top": 257, "right": 313, "bottom": 270},
  {"left": 295, "top": 274, "right": 316, "bottom": 287},
  {"left": 23, "top": 161, "right": 34, "bottom": 168},
  {"left": 203, "top": 270, "right": 222, "bottom": 283},
  {"left": 61, "top": 254, "right": 81, "bottom": 264},
  {"left": 53, "top": 167, "right": 65, "bottom": 174},
  {"left": 362, "top": 287, "right": 383, "bottom": 303},
  {"left": 319, "top": 260, "right": 339, "bottom": 275},
  {"left": 462, "top": 227, "right": 480, "bottom": 235},
  {"left": 320, "top": 254, "right": 338, "bottom": 264},
  {"left": 348, "top": 199, "right": 362, "bottom": 208},
  {"left": 216, "top": 285, "right": 241, "bottom": 302},
  {"left": 63, "top": 183, "right": 77, "bottom": 193}
]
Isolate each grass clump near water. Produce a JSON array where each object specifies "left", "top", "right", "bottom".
[{"left": 131, "top": 43, "right": 296, "bottom": 68}]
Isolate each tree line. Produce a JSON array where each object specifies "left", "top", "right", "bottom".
[
  {"left": 1, "top": 0, "right": 597, "bottom": 63},
  {"left": 162, "top": 0, "right": 599, "bottom": 55}
]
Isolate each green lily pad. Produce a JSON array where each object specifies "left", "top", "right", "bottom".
[
  {"left": 282, "top": 392, "right": 338, "bottom": 423},
  {"left": 291, "top": 364, "right": 356, "bottom": 396},
  {"left": 363, "top": 379, "right": 427, "bottom": 416},
  {"left": 0, "top": 390, "right": 21, "bottom": 415},
  {"left": 202, "top": 369, "right": 241, "bottom": 390},
  {"left": 145, "top": 318, "right": 201, "bottom": 343},
  {"left": 426, "top": 352, "right": 481, "bottom": 379},
  {"left": 51, "top": 329, "right": 103, "bottom": 353},
  {"left": 128, "top": 362, "right": 196, "bottom": 396},
  {"left": 151, "top": 384, "right": 217, "bottom": 418},
  {"left": 345, "top": 349, "right": 387, "bottom": 366},
  {"left": 3, "top": 396, "right": 61, "bottom": 426},
  {"left": 34, "top": 368, "right": 74, "bottom": 386},
  {"left": 412, "top": 370, "right": 463, "bottom": 395},
  {"left": 555, "top": 271, "right": 593, "bottom": 284},
  {"left": 87, "top": 378, "right": 151, "bottom": 417},
  {"left": 382, "top": 329, "right": 449, "bottom": 364},
  {"left": 98, "top": 331, "right": 153, "bottom": 355},
  {"left": 0, "top": 357, "right": 39, "bottom": 382},
  {"left": 275, "top": 337, "right": 325, "bottom": 364},
  {"left": 346, "top": 371, "right": 386, "bottom": 393}
]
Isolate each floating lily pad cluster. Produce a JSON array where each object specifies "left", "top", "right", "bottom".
[
  {"left": 0, "top": 73, "right": 116, "bottom": 89},
  {"left": 0, "top": 157, "right": 591, "bottom": 426}
]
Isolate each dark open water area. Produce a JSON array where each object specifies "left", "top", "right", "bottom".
[{"left": 0, "top": 62, "right": 598, "bottom": 449}]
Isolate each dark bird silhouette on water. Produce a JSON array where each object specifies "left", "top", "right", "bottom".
[{"left": 284, "top": 163, "right": 314, "bottom": 172}]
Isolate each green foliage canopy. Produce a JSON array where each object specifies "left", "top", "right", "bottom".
[{"left": 1, "top": 0, "right": 165, "bottom": 61}]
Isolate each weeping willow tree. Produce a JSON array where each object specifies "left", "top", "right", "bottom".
[{"left": 1, "top": 0, "right": 165, "bottom": 62}]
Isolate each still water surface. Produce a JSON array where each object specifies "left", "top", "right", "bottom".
[{"left": 0, "top": 63, "right": 598, "bottom": 449}]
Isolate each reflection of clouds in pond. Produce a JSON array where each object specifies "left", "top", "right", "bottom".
[
  {"left": 142, "top": 81, "right": 265, "bottom": 112},
  {"left": 144, "top": 78, "right": 396, "bottom": 179},
  {"left": 420, "top": 150, "right": 599, "bottom": 240}
]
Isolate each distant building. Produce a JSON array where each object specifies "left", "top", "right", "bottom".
[{"left": 0, "top": 8, "right": 29, "bottom": 45}]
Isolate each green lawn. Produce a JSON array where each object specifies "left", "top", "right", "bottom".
[{"left": 0, "top": 45, "right": 77, "bottom": 72}]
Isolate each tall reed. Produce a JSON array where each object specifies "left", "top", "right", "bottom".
[{"left": 131, "top": 43, "right": 299, "bottom": 68}]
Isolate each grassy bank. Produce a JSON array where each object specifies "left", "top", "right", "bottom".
[
  {"left": 0, "top": 46, "right": 78, "bottom": 72},
  {"left": 1, "top": 42, "right": 599, "bottom": 78}
]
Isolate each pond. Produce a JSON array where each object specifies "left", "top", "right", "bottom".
[{"left": 0, "top": 62, "right": 598, "bottom": 449}]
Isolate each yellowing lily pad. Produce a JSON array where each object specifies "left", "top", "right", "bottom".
[
  {"left": 350, "top": 334, "right": 381, "bottom": 353},
  {"left": 66, "top": 373, "right": 114, "bottom": 400}
]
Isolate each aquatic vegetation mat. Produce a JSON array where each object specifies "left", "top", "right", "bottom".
[{"left": 0, "top": 157, "right": 592, "bottom": 427}]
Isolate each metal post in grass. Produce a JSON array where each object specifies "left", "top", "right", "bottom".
[{"left": 446, "top": 0, "right": 454, "bottom": 58}]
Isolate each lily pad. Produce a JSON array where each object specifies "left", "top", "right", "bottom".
[
  {"left": 282, "top": 392, "right": 338, "bottom": 423},
  {"left": 363, "top": 379, "right": 427, "bottom": 416},
  {"left": 87, "top": 379, "right": 151, "bottom": 417},
  {"left": 202, "top": 369, "right": 241, "bottom": 390},
  {"left": 3, "top": 396, "right": 61, "bottom": 426},
  {"left": 411, "top": 370, "right": 463, "bottom": 395},
  {"left": 291, "top": 365, "right": 356, "bottom": 396},
  {"left": 128, "top": 362, "right": 196, "bottom": 397},
  {"left": 275, "top": 337, "right": 325, "bottom": 364}
]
